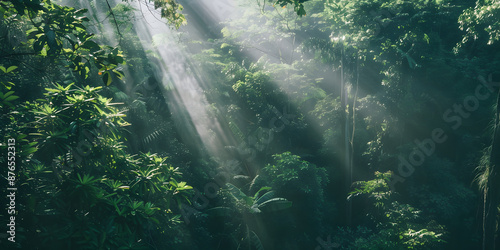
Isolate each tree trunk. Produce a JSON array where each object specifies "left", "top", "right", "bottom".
[
  {"left": 484, "top": 89, "right": 500, "bottom": 250},
  {"left": 340, "top": 42, "right": 352, "bottom": 226}
]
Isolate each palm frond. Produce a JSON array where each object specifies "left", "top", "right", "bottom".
[{"left": 143, "top": 128, "right": 165, "bottom": 145}]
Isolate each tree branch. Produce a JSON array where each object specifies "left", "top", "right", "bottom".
[{"left": 105, "top": 0, "right": 123, "bottom": 42}]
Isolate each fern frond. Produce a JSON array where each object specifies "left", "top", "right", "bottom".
[{"left": 143, "top": 129, "right": 164, "bottom": 145}]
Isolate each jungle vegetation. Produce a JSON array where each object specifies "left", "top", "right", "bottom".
[{"left": 1, "top": 0, "right": 500, "bottom": 249}]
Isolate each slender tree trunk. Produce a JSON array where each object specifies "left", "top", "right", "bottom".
[
  {"left": 484, "top": 89, "right": 500, "bottom": 250},
  {"left": 340, "top": 42, "right": 352, "bottom": 226},
  {"left": 350, "top": 54, "right": 359, "bottom": 195}
]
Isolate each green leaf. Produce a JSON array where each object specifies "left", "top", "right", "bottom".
[
  {"left": 81, "top": 40, "right": 100, "bottom": 52},
  {"left": 3, "top": 91, "right": 15, "bottom": 98},
  {"left": 254, "top": 190, "right": 275, "bottom": 205},
  {"left": 103, "top": 71, "right": 112, "bottom": 86},
  {"left": 113, "top": 69, "right": 124, "bottom": 80},
  {"left": 253, "top": 186, "right": 272, "bottom": 201},
  {"left": 226, "top": 183, "right": 250, "bottom": 203},
  {"left": 21, "top": 147, "right": 38, "bottom": 155},
  {"left": 257, "top": 198, "right": 292, "bottom": 212},
  {"left": 34, "top": 36, "right": 47, "bottom": 53},
  {"left": 297, "top": 6, "right": 306, "bottom": 16},
  {"left": 4, "top": 95, "right": 19, "bottom": 102},
  {"left": 6, "top": 66, "right": 17, "bottom": 73},
  {"left": 17, "top": 134, "right": 27, "bottom": 140},
  {"left": 45, "top": 30, "right": 56, "bottom": 50},
  {"left": 423, "top": 33, "right": 430, "bottom": 44}
]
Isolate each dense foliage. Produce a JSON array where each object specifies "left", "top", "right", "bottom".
[{"left": 1, "top": 0, "right": 500, "bottom": 249}]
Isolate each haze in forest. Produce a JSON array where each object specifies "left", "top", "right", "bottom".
[{"left": 1, "top": 0, "right": 500, "bottom": 249}]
